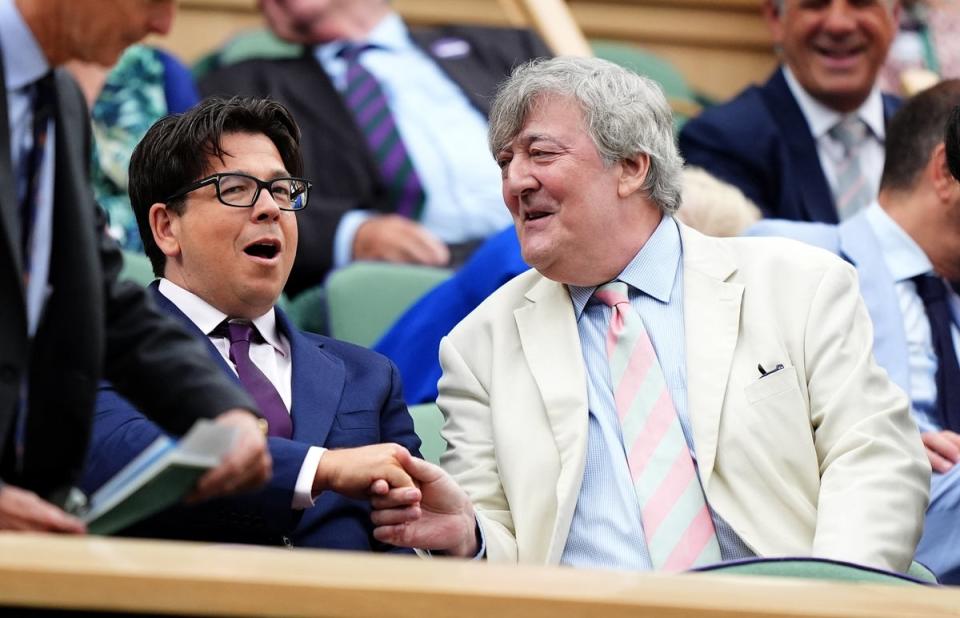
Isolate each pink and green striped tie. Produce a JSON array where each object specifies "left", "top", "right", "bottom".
[{"left": 594, "top": 281, "right": 721, "bottom": 571}]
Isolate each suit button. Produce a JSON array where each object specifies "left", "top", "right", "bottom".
[{"left": 0, "top": 365, "right": 17, "bottom": 384}]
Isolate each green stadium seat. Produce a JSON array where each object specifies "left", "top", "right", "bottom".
[
  {"left": 696, "top": 557, "right": 937, "bottom": 585},
  {"left": 408, "top": 402, "right": 446, "bottom": 465},
  {"left": 325, "top": 261, "right": 452, "bottom": 348},
  {"left": 119, "top": 251, "right": 155, "bottom": 287}
]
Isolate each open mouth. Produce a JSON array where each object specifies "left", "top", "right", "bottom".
[
  {"left": 243, "top": 239, "right": 281, "bottom": 260},
  {"left": 814, "top": 44, "right": 865, "bottom": 62},
  {"left": 524, "top": 209, "right": 553, "bottom": 222}
]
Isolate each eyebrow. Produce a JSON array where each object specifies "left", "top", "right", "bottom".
[{"left": 221, "top": 168, "right": 292, "bottom": 179}]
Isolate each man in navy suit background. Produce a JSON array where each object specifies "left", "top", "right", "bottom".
[
  {"left": 80, "top": 96, "right": 421, "bottom": 549},
  {"left": 679, "top": 0, "right": 901, "bottom": 223}
]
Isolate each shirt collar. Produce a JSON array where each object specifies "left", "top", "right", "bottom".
[
  {"left": 158, "top": 278, "right": 287, "bottom": 356},
  {"left": 569, "top": 215, "right": 682, "bottom": 319},
  {"left": 862, "top": 201, "right": 933, "bottom": 281},
  {"left": 0, "top": 0, "right": 50, "bottom": 91},
  {"left": 782, "top": 65, "right": 886, "bottom": 141},
  {"left": 315, "top": 11, "right": 410, "bottom": 64}
]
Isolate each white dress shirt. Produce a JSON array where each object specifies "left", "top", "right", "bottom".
[
  {"left": 158, "top": 279, "right": 324, "bottom": 509},
  {"left": 783, "top": 66, "right": 886, "bottom": 212}
]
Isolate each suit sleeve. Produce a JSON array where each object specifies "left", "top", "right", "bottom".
[
  {"left": 96, "top": 206, "right": 258, "bottom": 433},
  {"left": 678, "top": 104, "right": 779, "bottom": 218},
  {"left": 82, "top": 383, "right": 310, "bottom": 537},
  {"left": 803, "top": 260, "right": 929, "bottom": 572},
  {"left": 436, "top": 336, "right": 518, "bottom": 562}
]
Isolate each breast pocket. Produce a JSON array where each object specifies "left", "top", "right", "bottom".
[
  {"left": 328, "top": 409, "right": 381, "bottom": 448},
  {"left": 744, "top": 366, "right": 801, "bottom": 405}
]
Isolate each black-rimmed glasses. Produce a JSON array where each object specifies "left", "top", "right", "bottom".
[{"left": 165, "top": 173, "right": 312, "bottom": 211}]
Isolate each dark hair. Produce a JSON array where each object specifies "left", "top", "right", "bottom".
[
  {"left": 880, "top": 80, "right": 960, "bottom": 193},
  {"left": 947, "top": 104, "right": 960, "bottom": 182},
  {"left": 129, "top": 96, "right": 303, "bottom": 277}
]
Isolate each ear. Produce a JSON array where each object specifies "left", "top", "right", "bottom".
[
  {"left": 618, "top": 152, "right": 650, "bottom": 199},
  {"left": 763, "top": 0, "right": 785, "bottom": 45},
  {"left": 928, "top": 143, "right": 960, "bottom": 203},
  {"left": 149, "top": 203, "right": 182, "bottom": 260}
]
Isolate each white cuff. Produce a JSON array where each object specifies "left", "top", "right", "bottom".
[
  {"left": 333, "top": 210, "right": 376, "bottom": 269},
  {"left": 291, "top": 446, "right": 326, "bottom": 510}
]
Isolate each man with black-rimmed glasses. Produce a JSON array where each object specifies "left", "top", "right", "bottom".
[{"left": 80, "top": 96, "right": 423, "bottom": 550}]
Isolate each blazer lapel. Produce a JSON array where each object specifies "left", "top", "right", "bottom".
[
  {"left": 277, "top": 307, "right": 343, "bottom": 446},
  {"left": 409, "top": 28, "right": 497, "bottom": 114},
  {"left": 679, "top": 224, "right": 744, "bottom": 488},
  {"left": 837, "top": 214, "right": 911, "bottom": 393},
  {"left": 761, "top": 68, "right": 838, "bottom": 224},
  {"left": 513, "top": 276, "right": 589, "bottom": 563}
]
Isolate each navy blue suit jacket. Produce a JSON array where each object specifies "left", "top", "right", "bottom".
[
  {"left": 81, "top": 285, "right": 421, "bottom": 550},
  {"left": 679, "top": 67, "right": 900, "bottom": 223}
]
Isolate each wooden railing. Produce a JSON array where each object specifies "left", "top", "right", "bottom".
[
  {"left": 1, "top": 534, "right": 958, "bottom": 617},
  {"left": 151, "top": 0, "right": 776, "bottom": 100}
]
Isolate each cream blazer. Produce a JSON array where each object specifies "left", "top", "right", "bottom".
[{"left": 436, "top": 223, "right": 929, "bottom": 573}]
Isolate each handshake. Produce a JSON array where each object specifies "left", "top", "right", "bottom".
[{"left": 319, "top": 444, "right": 479, "bottom": 558}]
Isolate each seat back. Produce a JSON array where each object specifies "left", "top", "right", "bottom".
[
  {"left": 325, "top": 262, "right": 452, "bottom": 348},
  {"left": 119, "top": 251, "right": 155, "bottom": 287},
  {"left": 408, "top": 402, "right": 446, "bottom": 465},
  {"left": 695, "top": 557, "right": 937, "bottom": 586}
]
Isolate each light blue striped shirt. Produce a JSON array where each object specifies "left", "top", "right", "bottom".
[
  {"left": 561, "top": 215, "right": 753, "bottom": 570},
  {"left": 863, "top": 203, "right": 960, "bottom": 434},
  {"left": 314, "top": 13, "right": 511, "bottom": 268}
]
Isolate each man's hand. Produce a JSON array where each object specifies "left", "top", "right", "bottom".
[
  {"left": 353, "top": 215, "right": 450, "bottom": 266},
  {"left": 371, "top": 457, "right": 478, "bottom": 557},
  {"left": 0, "top": 484, "right": 85, "bottom": 533},
  {"left": 189, "top": 409, "right": 272, "bottom": 502},
  {"left": 922, "top": 430, "right": 960, "bottom": 473},
  {"left": 315, "top": 443, "right": 416, "bottom": 499}
]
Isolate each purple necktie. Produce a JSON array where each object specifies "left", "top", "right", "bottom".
[
  {"left": 339, "top": 43, "right": 426, "bottom": 220},
  {"left": 219, "top": 321, "right": 293, "bottom": 439}
]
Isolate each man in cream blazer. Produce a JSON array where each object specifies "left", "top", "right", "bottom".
[{"left": 371, "top": 57, "right": 929, "bottom": 573}]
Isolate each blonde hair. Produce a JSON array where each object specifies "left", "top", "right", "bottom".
[{"left": 675, "top": 167, "right": 762, "bottom": 237}]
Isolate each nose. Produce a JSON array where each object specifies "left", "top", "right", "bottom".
[
  {"left": 147, "top": 1, "right": 176, "bottom": 36},
  {"left": 502, "top": 156, "right": 539, "bottom": 198},
  {"left": 251, "top": 187, "right": 282, "bottom": 222},
  {"left": 822, "top": 0, "right": 857, "bottom": 35}
]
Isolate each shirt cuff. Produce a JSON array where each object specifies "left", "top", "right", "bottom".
[
  {"left": 292, "top": 446, "right": 326, "bottom": 510},
  {"left": 333, "top": 210, "right": 376, "bottom": 269}
]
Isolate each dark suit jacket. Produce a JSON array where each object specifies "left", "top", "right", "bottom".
[
  {"left": 200, "top": 24, "right": 550, "bottom": 295},
  {"left": 678, "top": 67, "right": 900, "bottom": 223},
  {"left": 0, "top": 61, "right": 254, "bottom": 502},
  {"left": 80, "top": 285, "right": 421, "bottom": 550}
]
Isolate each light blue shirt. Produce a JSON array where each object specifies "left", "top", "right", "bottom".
[
  {"left": 561, "top": 216, "right": 753, "bottom": 570},
  {"left": 314, "top": 13, "right": 511, "bottom": 268},
  {"left": 0, "top": 0, "right": 55, "bottom": 337},
  {"left": 864, "top": 203, "right": 960, "bottom": 434}
]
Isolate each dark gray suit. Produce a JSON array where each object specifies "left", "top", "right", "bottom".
[
  {"left": 0, "top": 60, "right": 255, "bottom": 502},
  {"left": 200, "top": 25, "right": 550, "bottom": 294}
]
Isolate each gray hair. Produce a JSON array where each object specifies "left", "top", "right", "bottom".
[{"left": 488, "top": 56, "right": 683, "bottom": 214}]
